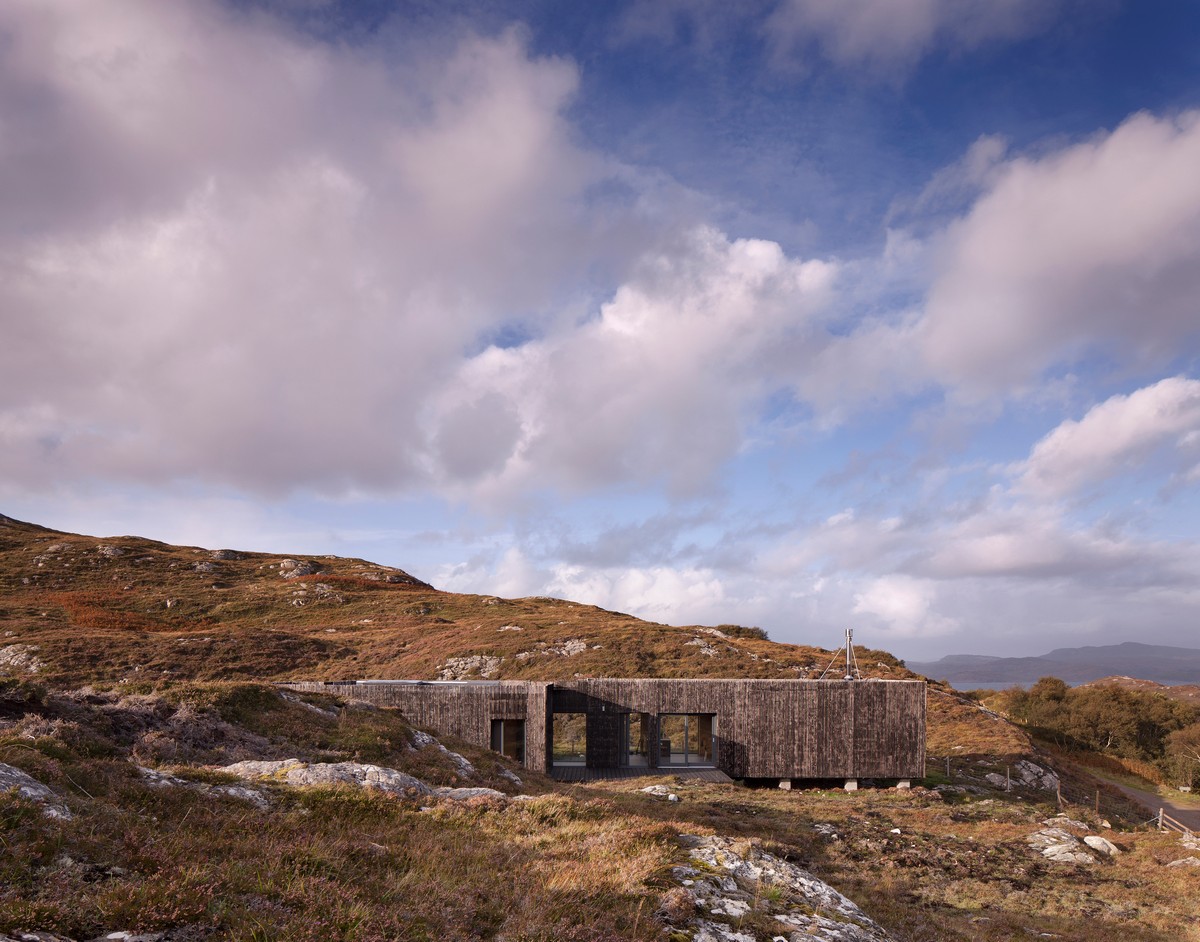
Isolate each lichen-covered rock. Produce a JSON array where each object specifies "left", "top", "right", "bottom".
[
  {"left": 670, "top": 835, "right": 894, "bottom": 942},
  {"left": 409, "top": 729, "right": 475, "bottom": 777},
  {"left": 137, "top": 766, "right": 269, "bottom": 809},
  {"left": 277, "top": 558, "right": 320, "bottom": 579},
  {"left": 1026, "top": 827, "right": 1095, "bottom": 864},
  {"left": 437, "top": 655, "right": 502, "bottom": 680},
  {"left": 0, "top": 762, "right": 72, "bottom": 819},
  {"left": 434, "top": 787, "right": 507, "bottom": 801},
  {"left": 1013, "top": 759, "right": 1059, "bottom": 791},
  {"left": 222, "top": 759, "right": 433, "bottom": 796},
  {"left": 0, "top": 643, "right": 44, "bottom": 674}
]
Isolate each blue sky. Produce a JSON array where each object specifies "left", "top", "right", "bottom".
[{"left": 4, "top": 0, "right": 1200, "bottom": 661}]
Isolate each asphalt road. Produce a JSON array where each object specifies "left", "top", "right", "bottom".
[{"left": 1110, "top": 781, "right": 1200, "bottom": 831}]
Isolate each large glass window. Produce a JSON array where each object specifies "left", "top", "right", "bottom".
[
  {"left": 552, "top": 713, "right": 587, "bottom": 766},
  {"left": 490, "top": 718, "right": 525, "bottom": 764},
  {"left": 621, "top": 712, "right": 651, "bottom": 767},
  {"left": 659, "top": 714, "right": 715, "bottom": 767}
]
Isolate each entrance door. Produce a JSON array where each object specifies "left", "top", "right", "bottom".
[{"left": 490, "top": 719, "right": 526, "bottom": 764}]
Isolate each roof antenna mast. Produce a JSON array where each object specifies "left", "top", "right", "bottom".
[{"left": 818, "top": 628, "right": 862, "bottom": 680}]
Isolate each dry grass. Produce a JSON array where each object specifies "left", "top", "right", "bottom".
[
  {"left": 3, "top": 678, "right": 1200, "bottom": 941},
  {"left": 0, "top": 515, "right": 984, "bottom": 755}
]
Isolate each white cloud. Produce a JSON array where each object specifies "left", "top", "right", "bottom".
[
  {"left": 911, "top": 504, "right": 1152, "bottom": 580},
  {"left": 921, "top": 111, "right": 1200, "bottom": 391},
  {"left": 423, "top": 226, "right": 839, "bottom": 496},
  {"left": 1017, "top": 377, "right": 1200, "bottom": 498},
  {"left": 852, "top": 574, "right": 956, "bottom": 637},
  {"left": 0, "top": 1, "right": 651, "bottom": 495},
  {"left": 766, "top": 0, "right": 1067, "bottom": 71}
]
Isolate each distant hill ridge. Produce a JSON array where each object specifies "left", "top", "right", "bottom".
[{"left": 909, "top": 642, "right": 1200, "bottom": 686}]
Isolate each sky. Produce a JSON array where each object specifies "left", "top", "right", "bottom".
[{"left": 3, "top": 0, "right": 1200, "bottom": 662}]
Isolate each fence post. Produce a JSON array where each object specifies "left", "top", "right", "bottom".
[
  {"left": 1095, "top": 789, "right": 1100, "bottom": 817},
  {"left": 1158, "top": 807, "right": 1164, "bottom": 831},
  {"left": 1057, "top": 782, "right": 1062, "bottom": 810}
]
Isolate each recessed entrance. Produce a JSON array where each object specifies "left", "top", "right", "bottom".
[
  {"left": 552, "top": 712, "right": 587, "bottom": 766},
  {"left": 660, "top": 714, "right": 715, "bottom": 767},
  {"left": 490, "top": 718, "right": 525, "bottom": 765}
]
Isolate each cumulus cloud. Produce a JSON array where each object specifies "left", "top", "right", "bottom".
[
  {"left": 766, "top": 0, "right": 1067, "bottom": 71},
  {"left": 852, "top": 574, "right": 955, "bottom": 637},
  {"left": 920, "top": 110, "right": 1200, "bottom": 391},
  {"left": 423, "top": 226, "right": 839, "bottom": 496},
  {"left": 1016, "top": 377, "right": 1200, "bottom": 498},
  {"left": 0, "top": 0, "right": 650, "bottom": 495}
]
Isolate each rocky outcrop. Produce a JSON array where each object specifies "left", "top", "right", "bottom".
[
  {"left": 513, "top": 639, "right": 595, "bottom": 660},
  {"left": 1026, "top": 816, "right": 1114, "bottom": 864},
  {"left": 0, "top": 763, "right": 72, "bottom": 819},
  {"left": 984, "top": 759, "right": 1059, "bottom": 792},
  {"left": 222, "top": 758, "right": 433, "bottom": 796},
  {"left": 437, "top": 655, "right": 502, "bottom": 679},
  {"left": 409, "top": 729, "right": 475, "bottom": 777},
  {"left": 0, "top": 644, "right": 44, "bottom": 674},
  {"left": 277, "top": 558, "right": 321, "bottom": 579},
  {"left": 137, "top": 766, "right": 269, "bottom": 809},
  {"left": 220, "top": 758, "right": 519, "bottom": 803},
  {"left": 667, "top": 835, "right": 894, "bottom": 942}
]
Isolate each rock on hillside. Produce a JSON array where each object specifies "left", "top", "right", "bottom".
[{"left": 668, "top": 835, "right": 894, "bottom": 941}]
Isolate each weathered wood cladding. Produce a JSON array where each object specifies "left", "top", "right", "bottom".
[
  {"left": 281, "top": 678, "right": 924, "bottom": 780},
  {"left": 283, "top": 681, "right": 550, "bottom": 772},
  {"left": 550, "top": 679, "right": 925, "bottom": 780}
]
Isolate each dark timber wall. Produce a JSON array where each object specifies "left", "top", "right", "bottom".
[
  {"left": 284, "top": 681, "right": 550, "bottom": 773},
  {"left": 282, "top": 678, "right": 925, "bottom": 781},
  {"left": 551, "top": 679, "right": 925, "bottom": 779}
]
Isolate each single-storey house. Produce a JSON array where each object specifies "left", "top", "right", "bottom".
[{"left": 282, "top": 677, "right": 926, "bottom": 787}]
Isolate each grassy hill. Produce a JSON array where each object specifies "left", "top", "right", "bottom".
[
  {"left": 0, "top": 513, "right": 1028, "bottom": 756},
  {"left": 5, "top": 514, "right": 1200, "bottom": 941}
]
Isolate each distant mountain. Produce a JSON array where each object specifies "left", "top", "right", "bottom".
[{"left": 908, "top": 642, "right": 1200, "bottom": 687}]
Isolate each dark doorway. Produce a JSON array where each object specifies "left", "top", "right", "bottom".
[{"left": 490, "top": 718, "right": 526, "bottom": 764}]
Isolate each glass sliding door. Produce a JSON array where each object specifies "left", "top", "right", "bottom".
[{"left": 659, "top": 714, "right": 715, "bottom": 767}]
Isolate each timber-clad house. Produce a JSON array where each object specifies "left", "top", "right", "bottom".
[{"left": 283, "top": 678, "right": 926, "bottom": 786}]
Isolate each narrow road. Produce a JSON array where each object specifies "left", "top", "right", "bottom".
[{"left": 1109, "top": 781, "right": 1200, "bottom": 832}]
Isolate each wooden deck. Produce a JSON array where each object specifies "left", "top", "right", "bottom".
[{"left": 550, "top": 766, "right": 733, "bottom": 784}]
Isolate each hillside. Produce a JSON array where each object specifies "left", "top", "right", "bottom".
[
  {"left": 909, "top": 643, "right": 1200, "bottom": 687},
  {"left": 0, "top": 513, "right": 1027, "bottom": 756},
  {"left": 1081, "top": 676, "right": 1200, "bottom": 706},
  {"left": 7, "top": 515, "right": 1200, "bottom": 941}
]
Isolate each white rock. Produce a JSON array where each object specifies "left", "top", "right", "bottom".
[
  {"left": 438, "top": 655, "right": 502, "bottom": 680},
  {"left": 1083, "top": 835, "right": 1120, "bottom": 856},
  {"left": 0, "top": 762, "right": 71, "bottom": 819},
  {"left": 1167, "top": 856, "right": 1200, "bottom": 868},
  {"left": 434, "top": 787, "right": 507, "bottom": 800},
  {"left": 0, "top": 643, "right": 44, "bottom": 674},
  {"left": 677, "top": 835, "right": 894, "bottom": 941},
  {"left": 222, "top": 759, "right": 433, "bottom": 796}
]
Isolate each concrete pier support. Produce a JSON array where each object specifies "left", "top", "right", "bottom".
[
  {"left": 778, "top": 779, "right": 793, "bottom": 790},
  {"left": 896, "top": 779, "right": 911, "bottom": 790},
  {"left": 844, "top": 778, "right": 858, "bottom": 792}
]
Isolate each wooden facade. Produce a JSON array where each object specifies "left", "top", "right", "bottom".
[{"left": 282, "top": 678, "right": 925, "bottom": 782}]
